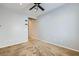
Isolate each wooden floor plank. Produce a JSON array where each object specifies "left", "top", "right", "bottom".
[{"left": 0, "top": 37, "right": 79, "bottom": 56}]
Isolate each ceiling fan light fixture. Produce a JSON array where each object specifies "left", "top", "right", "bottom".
[
  {"left": 34, "top": 6, "right": 38, "bottom": 12},
  {"left": 29, "top": 3, "right": 45, "bottom": 11},
  {"left": 34, "top": 8, "right": 37, "bottom": 12}
]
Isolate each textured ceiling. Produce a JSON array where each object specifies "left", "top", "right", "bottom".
[{"left": 0, "top": 3, "right": 64, "bottom": 19}]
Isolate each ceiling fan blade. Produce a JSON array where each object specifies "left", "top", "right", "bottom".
[
  {"left": 38, "top": 5, "right": 44, "bottom": 11},
  {"left": 34, "top": 3, "right": 41, "bottom": 4},
  {"left": 29, "top": 5, "right": 36, "bottom": 10}
]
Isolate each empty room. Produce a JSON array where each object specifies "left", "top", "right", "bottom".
[{"left": 0, "top": 3, "right": 79, "bottom": 56}]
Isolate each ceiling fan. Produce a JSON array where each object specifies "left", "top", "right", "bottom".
[{"left": 29, "top": 3, "right": 45, "bottom": 11}]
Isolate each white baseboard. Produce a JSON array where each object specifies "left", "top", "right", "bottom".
[
  {"left": 0, "top": 40, "right": 27, "bottom": 48},
  {"left": 41, "top": 39, "right": 79, "bottom": 52}
]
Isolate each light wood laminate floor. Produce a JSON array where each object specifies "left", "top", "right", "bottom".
[{"left": 0, "top": 37, "right": 79, "bottom": 56}]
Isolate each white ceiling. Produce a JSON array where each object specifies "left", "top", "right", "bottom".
[{"left": 0, "top": 3, "right": 64, "bottom": 19}]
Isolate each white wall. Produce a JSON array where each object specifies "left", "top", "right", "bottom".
[
  {"left": 0, "top": 6, "right": 28, "bottom": 48},
  {"left": 37, "top": 4, "right": 79, "bottom": 50}
]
